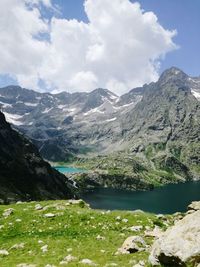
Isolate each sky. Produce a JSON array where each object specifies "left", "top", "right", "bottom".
[{"left": 0, "top": 0, "right": 199, "bottom": 95}]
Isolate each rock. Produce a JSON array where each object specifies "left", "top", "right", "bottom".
[
  {"left": 188, "top": 201, "right": 200, "bottom": 211},
  {"left": 144, "top": 226, "right": 163, "bottom": 238},
  {"left": 62, "top": 254, "right": 77, "bottom": 263},
  {"left": 68, "top": 199, "right": 83, "bottom": 205},
  {"left": 149, "top": 210, "right": 200, "bottom": 266},
  {"left": 133, "top": 260, "right": 145, "bottom": 267},
  {"left": 17, "top": 265, "right": 36, "bottom": 267},
  {"left": 96, "top": 235, "right": 105, "bottom": 240},
  {"left": 156, "top": 214, "right": 164, "bottom": 219},
  {"left": 3, "top": 208, "right": 14, "bottom": 217},
  {"left": 35, "top": 204, "right": 43, "bottom": 210},
  {"left": 44, "top": 213, "right": 55, "bottom": 218},
  {"left": 79, "top": 259, "right": 96, "bottom": 265},
  {"left": 117, "top": 236, "right": 146, "bottom": 254},
  {"left": 11, "top": 243, "right": 25, "bottom": 249},
  {"left": 41, "top": 245, "right": 48, "bottom": 253},
  {"left": 64, "top": 255, "right": 76, "bottom": 261},
  {"left": 129, "top": 225, "right": 143, "bottom": 232},
  {"left": 0, "top": 249, "right": 9, "bottom": 256}
]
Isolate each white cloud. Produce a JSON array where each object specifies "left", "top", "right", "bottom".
[{"left": 0, "top": 0, "right": 177, "bottom": 95}]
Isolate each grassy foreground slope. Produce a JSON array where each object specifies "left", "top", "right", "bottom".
[{"left": 0, "top": 200, "right": 174, "bottom": 267}]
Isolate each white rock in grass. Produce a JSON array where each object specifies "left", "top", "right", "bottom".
[
  {"left": 16, "top": 201, "right": 23, "bottom": 204},
  {"left": 41, "top": 245, "right": 48, "bottom": 253},
  {"left": 16, "top": 219, "right": 22, "bottom": 222},
  {"left": 35, "top": 204, "right": 43, "bottom": 210},
  {"left": 45, "top": 265, "right": 56, "bottom": 267},
  {"left": 96, "top": 235, "right": 105, "bottom": 240},
  {"left": 60, "top": 254, "right": 77, "bottom": 264},
  {"left": 11, "top": 243, "right": 25, "bottom": 249},
  {"left": 0, "top": 249, "right": 9, "bottom": 256},
  {"left": 3, "top": 208, "right": 14, "bottom": 217},
  {"left": 79, "top": 259, "right": 97, "bottom": 265},
  {"left": 122, "top": 218, "right": 128, "bottom": 223},
  {"left": 117, "top": 236, "right": 146, "bottom": 254},
  {"left": 59, "top": 261, "right": 68, "bottom": 265},
  {"left": 129, "top": 225, "right": 143, "bottom": 232},
  {"left": 17, "top": 264, "right": 36, "bottom": 267},
  {"left": 44, "top": 213, "right": 55, "bottom": 218}
]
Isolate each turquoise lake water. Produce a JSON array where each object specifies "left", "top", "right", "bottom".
[
  {"left": 80, "top": 181, "right": 200, "bottom": 214},
  {"left": 54, "top": 166, "right": 86, "bottom": 173}
]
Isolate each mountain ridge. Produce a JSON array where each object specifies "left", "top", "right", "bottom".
[{"left": 0, "top": 67, "right": 200, "bottom": 187}]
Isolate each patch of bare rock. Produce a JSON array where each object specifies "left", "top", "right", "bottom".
[{"left": 149, "top": 202, "right": 200, "bottom": 266}]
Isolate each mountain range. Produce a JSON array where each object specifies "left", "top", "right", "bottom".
[{"left": 0, "top": 67, "right": 200, "bottom": 187}]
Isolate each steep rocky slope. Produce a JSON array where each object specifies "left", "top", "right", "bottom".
[
  {"left": 0, "top": 112, "right": 76, "bottom": 203},
  {"left": 72, "top": 68, "right": 200, "bottom": 187}
]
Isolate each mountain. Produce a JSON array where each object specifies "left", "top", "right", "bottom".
[
  {"left": 0, "top": 111, "right": 76, "bottom": 203},
  {"left": 0, "top": 67, "right": 200, "bottom": 186},
  {"left": 0, "top": 85, "right": 141, "bottom": 160}
]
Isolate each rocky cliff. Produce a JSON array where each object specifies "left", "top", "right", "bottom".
[{"left": 0, "top": 112, "right": 76, "bottom": 203}]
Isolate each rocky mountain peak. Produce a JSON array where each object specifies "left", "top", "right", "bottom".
[{"left": 158, "top": 67, "right": 189, "bottom": 87}]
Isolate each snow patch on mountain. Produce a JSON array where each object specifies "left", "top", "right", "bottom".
[
  {"left": 106, "top": 117, "right": 117, "bottom": 122},
  {"left": 191, "top": 90, "right": 200, "bottom": 101},
  {"left": 24, "top": 102, "right": 38, "bottom": 107},
  {"left": 3, "top": 112, "right": 24, "bottom": 126}
]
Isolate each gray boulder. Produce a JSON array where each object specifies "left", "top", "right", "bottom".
[
  {"left": 117, "top": 236, "right": 146, "bottom": 254},
  {"left": 149, "top": 209, "right": 200, "bottom": 266}
]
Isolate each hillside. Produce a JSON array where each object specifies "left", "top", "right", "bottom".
[
  {"left": 0, "top": 112, "right": 76, "bottom": 203},
  {"left": 0, "top": 199, "right": 199, "bottom": 267}
]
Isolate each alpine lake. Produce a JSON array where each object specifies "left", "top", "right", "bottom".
[{"left": 55, "top": 166, "right": 200, "bottom": 214}]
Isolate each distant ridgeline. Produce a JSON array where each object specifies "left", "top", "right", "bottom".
[{"left": 0, "top": 67, "right": 200, "bottom": 189}]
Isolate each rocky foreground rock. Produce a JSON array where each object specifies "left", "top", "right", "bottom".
[{"left": 149, "top": 202, "right": 200, "bottom": 266}]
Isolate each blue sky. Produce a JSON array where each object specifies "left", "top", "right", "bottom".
[
  {"left": 138, "top": 0, "right": 200, "bottom": 76},
  {"left": 0, "top": 0, "right": 199, "bottom": 93},
  {"left": 56, "top": 0, "right": 200, "bottom": 76}
]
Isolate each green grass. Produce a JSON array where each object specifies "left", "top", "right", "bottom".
[{"left": 0, "top": 200, "right": 169, "bottom": 267}]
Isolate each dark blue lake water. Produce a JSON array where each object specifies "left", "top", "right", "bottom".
[{"left": 80, "top": 181, "right": 200, "bottom": 214}]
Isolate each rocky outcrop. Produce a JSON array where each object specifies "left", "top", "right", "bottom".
[
  {"left": 149, "top": 205, "right": 200, "bottom": 266},
  {"left": 188, "top": 201, "right": 200, "bottom": 212},
  {"left": 0, "top": 112, "right": 76, "bottom": 203},
  {"left": 71, "top": 172, "right": 154, "bottom": 192},
  {"left": 117, "top": 236, "right": 146, "bottom": 254}
]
